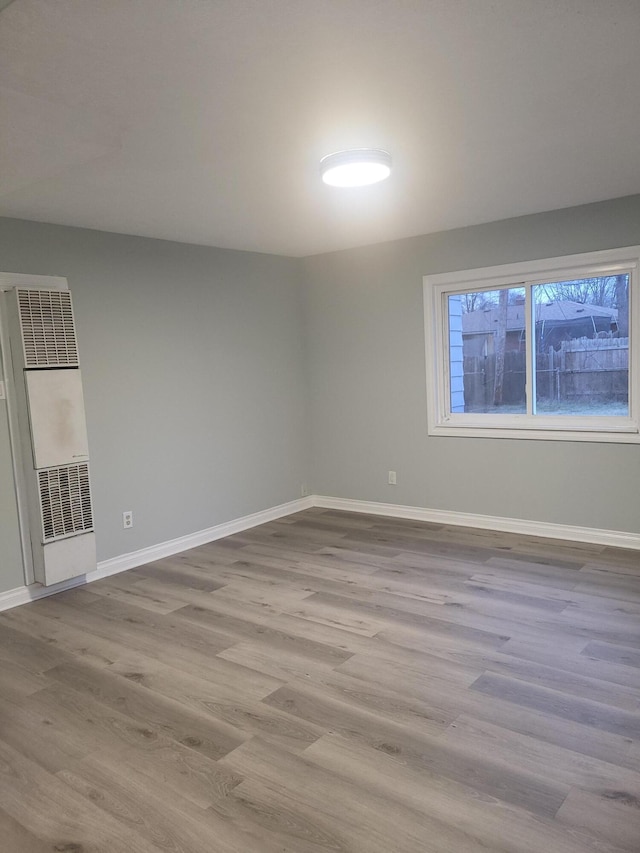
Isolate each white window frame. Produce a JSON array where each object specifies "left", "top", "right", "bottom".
[{"left": 423, "top": 246, "right": 640, "bottom": 442}]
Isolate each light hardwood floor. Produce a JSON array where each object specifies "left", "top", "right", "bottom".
[{"left": 1, "top": 508, "right": 639, "bottom": 852}]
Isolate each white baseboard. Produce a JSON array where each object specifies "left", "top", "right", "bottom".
[
  {"left": 0, "top": 574, "right": 89, "bottom": 612},
  {"left": 0, "top": 496, "right": 313, "bottom": 613},
  {"left": 2, "top": 491, "right": 637, "bottom": 614},
  {"left": 313, "top": 495, "right": 640, "bottom": 551},
  {"left": 93, "top": 496, "right": 314, "bottom": 580}
]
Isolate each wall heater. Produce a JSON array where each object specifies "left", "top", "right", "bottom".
[{"left": 7, "top": 288, "right": 96, "bottom": 586}]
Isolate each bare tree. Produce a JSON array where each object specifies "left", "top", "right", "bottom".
[
  {"left": 536, "top": 276, "right": 617, "bottom": 307},
  {"left": 461, "top": 291, "right": 495, "bottom": 313},
  {"left": 615, "top": 274, "right": 629, "bottom": 337},
  {"left": 493, "top": 288, "right": 509, "bottom": 405}
]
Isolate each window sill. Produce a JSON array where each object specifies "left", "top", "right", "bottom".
[{"left": 428, "top": 417, "right": 640, "bottom": 443}]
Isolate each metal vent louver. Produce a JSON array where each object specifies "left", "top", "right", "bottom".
[
  {"left": 17, "top": 289, "right": 79, "bottom": 367},
  {"left": 38, "top": 463, "right": 93, "bottom": 542}
]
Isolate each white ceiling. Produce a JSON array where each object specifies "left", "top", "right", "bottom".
[{"left": 1, "top": 0, "right": 640, "bottom": 257}]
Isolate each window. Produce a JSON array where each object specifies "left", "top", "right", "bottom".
[{"left": 424, "top": 247, "right": 639, "bottom": 442}]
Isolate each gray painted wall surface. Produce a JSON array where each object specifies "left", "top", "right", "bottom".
[
  {"left": 303, "top": 195, "right": 640, "bottom": 534},
  {"left": 1, "top": 195, "right": 638, "bottom": 595},
  {"left": 0, "top": 218, "right": 307, "bottom": 590},
  {"left": 0, "top": 345, "right": 24, "bottom": 591}
]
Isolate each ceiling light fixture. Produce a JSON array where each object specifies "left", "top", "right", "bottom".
[{"left": 320, "top": 148, "right": 392, "bottom": 187}]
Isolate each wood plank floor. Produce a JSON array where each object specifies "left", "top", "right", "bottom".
[{"left": 1, "top": 508, "right": 639, "bottom": 852}]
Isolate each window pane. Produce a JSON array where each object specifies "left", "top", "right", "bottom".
[
  {"left": 450, "top": 286, "right": 526, "bottom": 414},
  {"left": 533, "top": 275, "right": 629, "bottom": 417}
]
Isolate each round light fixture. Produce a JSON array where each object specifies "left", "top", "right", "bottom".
[{"left": 320, "top": 148, "right": 392, "bottom": 187}]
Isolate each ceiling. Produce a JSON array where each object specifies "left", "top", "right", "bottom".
[{"left": 1, "top": 1, "right": 640, "bottom": 257}]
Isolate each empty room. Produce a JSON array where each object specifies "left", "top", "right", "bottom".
[{"left": 1, "top": 2, "right": 639, "bottom": 851}]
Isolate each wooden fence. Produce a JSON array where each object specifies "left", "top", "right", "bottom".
[
  {"left": 462, "top": 337, "right": 628, "bottom": 409},
  {"left": 463, "top": 352, "right": 525, "bottom": 410}
]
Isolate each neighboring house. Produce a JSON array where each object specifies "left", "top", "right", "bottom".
[{"left": 462, "top": 300, "right": 618, "bottom": 357}]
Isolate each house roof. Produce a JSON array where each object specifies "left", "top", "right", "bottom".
[
  {"left": 1, "top": 2, "right": 640, "bottom": 256},
  {"left": 462, "top": 301, "right": 618, "bottom": 335}
]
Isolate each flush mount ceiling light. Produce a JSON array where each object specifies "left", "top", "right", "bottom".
[{"left": 320, "top": 148, "right": 392, "bottom": 187}]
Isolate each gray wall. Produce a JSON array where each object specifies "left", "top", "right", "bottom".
[
  {"left": 303, "top": 195, "right": 640, "bottom": 534},
  {"left": 0, "top": 218, "right": 308, "bottom": 591},
  {"left": 1, "top": 195, "right": 638, "bottom": 595}
]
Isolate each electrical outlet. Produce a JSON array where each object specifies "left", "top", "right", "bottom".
[
  {"left": 301, "top": 484, "right": 310, "bottom": 497},
  {"left": 388, "top": 470, "right": 397, "bottom": 485},
  {"left": 123, "top": 510, "right": 133, "bottom": 529}
]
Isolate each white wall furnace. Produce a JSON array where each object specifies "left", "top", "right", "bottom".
[{"left": 6, "top": 287, "right": 96, "bottom": 586}]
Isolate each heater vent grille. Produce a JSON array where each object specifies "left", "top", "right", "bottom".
[
  {"left": 38, "top": 463, "right": 93, "bottom": 541},
  {"left": 17, "top": 289, "right": 79, "bottom": 367}
]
